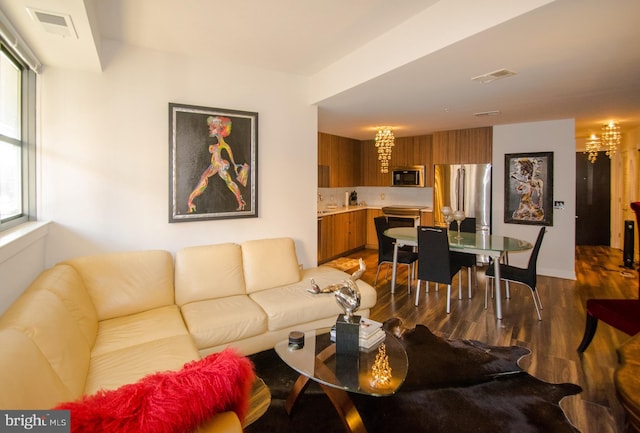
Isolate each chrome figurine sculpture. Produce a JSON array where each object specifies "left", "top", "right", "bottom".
[
  {"left": 334, "top": 279, "right": 361, "bottom": 322},
  {"left": 307, "top": 258, "right": 365, "bottom": 294}
]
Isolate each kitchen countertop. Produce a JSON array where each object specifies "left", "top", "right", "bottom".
[{"left": 317, "top": 205, "right": 432, "bottom": 217}]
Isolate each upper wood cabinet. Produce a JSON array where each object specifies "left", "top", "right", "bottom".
[
  {"left": 432, "top": 127, "right": 492, "bottom": 165},
  {"left": 318, "top": 132, "right": 361, "bottom": 187},
  {"left": 319, "top": 128, "right": 490, "bottom": 188},
  {"left": 360, "top": 139, "right": 389, "bottom": 187},
  {"left": 360, "top": 134, "right": 433, "bottom": 187}
]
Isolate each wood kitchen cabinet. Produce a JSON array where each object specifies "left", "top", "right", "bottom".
[
  {"left": 339, "top": 209, "right": 366, "bottom": 255},
  {"left": 366, "top": 208, "right": 383, "bottom": 249},
  {"left": 432, "top": 127, "right": 492, "bottom": 165},
  {"left": 318, "top": 132, "right": 361, "bottom": 187},
  {"left": 360, "top": 134, "right": 433, "bottom": 187},
  {"left": 360, "top": 139, "right": 389, "bottom": 187},
  {"left": 317, "top": 215, "right": 333, "bottom": 264},
  {"left": 420, "top": 210, "right": 434, "bottom": 226},
  {"left": 318, "top": 209, "right": 367, "bottom": 263}
]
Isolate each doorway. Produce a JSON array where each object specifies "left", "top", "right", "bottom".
[{"left": 576, "top": 152, "right": 611, "bottom": 245}]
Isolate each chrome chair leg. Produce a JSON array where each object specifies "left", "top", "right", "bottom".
[
  {"left": 374, "top": 264, "right": 382, "bottom": 287},
  {"left": 534, "top": 289, "right": 543, "bottom": 310},
  {"left": 530, "top": 288, "right": 542, "bottom": 320}
]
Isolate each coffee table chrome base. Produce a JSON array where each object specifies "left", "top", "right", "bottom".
[
  {"left": 284, "top": 374, "right": 367, "bottom": 433},
  {"left": 284, "top": 344, "right": 367, "bottom": 433}
]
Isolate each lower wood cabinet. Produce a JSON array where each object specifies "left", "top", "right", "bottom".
[
  {"left": 318, "top": 209, "right": 367, "bottom": 264},
  {"left": 420, "top": 210, "right": 434, "bottom": 226},
  {"left": 317, "top": 216, "right": 332, "bottom": 264},
  {"left": 366, "top": 208, "right": 383, "bottom": 249}
]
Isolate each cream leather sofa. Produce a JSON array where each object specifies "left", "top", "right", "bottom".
[{"left": 0, "top": 237, "right": 376, "bottom": 432}]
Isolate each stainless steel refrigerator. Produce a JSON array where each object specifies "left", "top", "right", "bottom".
[{"left": 433, "top": 163, "right": 492, "bottom": 232}]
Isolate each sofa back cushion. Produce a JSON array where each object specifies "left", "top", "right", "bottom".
[
  {"left": 175, "top": 243, "right": 246, "bottom": 306},
  {"left": 63, "top": 250, "right": 174, "bottom": 321},
  {"left": 241, "top": 238, "right": 301, "bottom": 294},
  {"left": 30, "top": 264, "right": 99, "bottom": 347}
]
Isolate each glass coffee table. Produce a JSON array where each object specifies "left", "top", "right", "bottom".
[{"left": 275, "top": 328, "right": 408, "bottom": 433}]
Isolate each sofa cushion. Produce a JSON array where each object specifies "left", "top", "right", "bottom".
[
  {"left": 175, "top": 243, "right": 246, "bottom": 306},
  {"left": 0, "top": 329, "right": 74, "bottom": 409},
  {"left": 85, "top": 335, "right": 200, "bottom": 395},
  {"left": 57, "top": 349, "right": 255, "bottom": 433},
  {"left": 92, "top": 305, "right": 190, "bottom": 357},
  {"left": 0, "top": 289, "right": 92, "bottom": 398},
  {"left": 180, "top": 296, "right": 267, "bottom": 350},
  {"left": 250, "top": 266, "right": 377, "bottom": 332},
  {"left": 241, "top": 238, "right": 301, "bottom": 294},
  {"left": 250, "top": 268, "right": 375, "bottom": 331},
  {"left": 63, "top": 250, "right": 175, "bottom": 321},
  {"left": 29, "top": 264, "right": 98, "bottom": 347}
]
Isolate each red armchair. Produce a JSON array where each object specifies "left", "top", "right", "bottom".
[{"left": 577, "top": 201, "right": 640, "bottom": 352}]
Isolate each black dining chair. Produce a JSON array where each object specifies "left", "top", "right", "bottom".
[
  {"left": 373, "top": 216, "right": 418, "bottom": 292},
  {"left": 415, "top": 226, "right": 463, "bottom": 313},
  {"left": 484, "top": 227, "right": 546, "bottom": 320},
  {"left": 450, "top": 217, "right": 477, "bottom": 300}
]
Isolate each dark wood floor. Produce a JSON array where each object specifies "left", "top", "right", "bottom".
[{"left": 341, "top": 245, "right": 638, "bottom": 433}]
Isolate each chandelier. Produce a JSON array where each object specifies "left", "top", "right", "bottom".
[
  {"left": 601, "top": 121, "right": 620, "bottom": 158},
  {"left": 583, "top": 134, "right": 600, "bottom": 163},
  {"left": 375, "top": 127, "right": 394, "bottom": 173}
]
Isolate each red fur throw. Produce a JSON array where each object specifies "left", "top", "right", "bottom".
[{"left": 55, "top": 349, "right": 255, "bottom": 433}]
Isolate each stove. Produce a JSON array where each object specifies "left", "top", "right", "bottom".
[
  {"left": 381, "top": 206, "right": 427, "bottom": 227},
  {"left": 381, "top": 206, "right": 427, "bottom": 217}
]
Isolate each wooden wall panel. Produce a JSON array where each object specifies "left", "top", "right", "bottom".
[{"left": 432, "top": 127, "right": 492, "bottom": 164}]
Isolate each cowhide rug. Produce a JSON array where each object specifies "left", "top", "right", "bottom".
[{"left": 246, "top": 318, "right": 582, "bottom": 433}]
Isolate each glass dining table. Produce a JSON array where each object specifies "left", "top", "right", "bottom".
[{"left": 384, "top": 226, "right": 533, "bottom": 320}]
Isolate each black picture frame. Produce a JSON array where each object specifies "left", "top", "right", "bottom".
[
  {"left": 504, "top": 152, "right": 553, "bottom": 226},
  {"left": 169, "top": 103, "right": 258, "bottom": 222}
]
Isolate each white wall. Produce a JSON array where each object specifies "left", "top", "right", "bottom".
[
  {"left": 0, "top": 222, "right": 49, "bottom": 314},
  {"left": 37, "top": 41, "right": 318, "bottom": 269},
  {"left": 493, "top": 119, "right": 576, "bottom": 280}
]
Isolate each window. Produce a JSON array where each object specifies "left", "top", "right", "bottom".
[{"left": 0, "top": 43, "right": 36, "bottom": 231}]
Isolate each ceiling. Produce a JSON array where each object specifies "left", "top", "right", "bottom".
[{"left": 1, "top": 0, "right": 639, "bottom": 141}]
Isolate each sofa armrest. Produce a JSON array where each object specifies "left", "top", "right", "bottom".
[{"left": 193, "top": 412, "right": 242, "bottom": 433}]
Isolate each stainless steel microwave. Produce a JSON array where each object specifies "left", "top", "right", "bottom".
[{"left": 391, "top": 166, "right": 425, "bottom": 187}]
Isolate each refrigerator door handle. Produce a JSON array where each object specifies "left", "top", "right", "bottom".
[
  {"left": 460, "top": 167, "right": 466, "bottom": 212},
  {"left": 455, "top": 168, "right": 461, "bottom": 210}
]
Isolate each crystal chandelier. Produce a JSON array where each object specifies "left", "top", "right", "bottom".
[
  {"left": 375, "top": 127, "right": 394, "bottom": 173},
  {"left": 583, "top": 134, "right": 600, "bottom": 163},
  {"left": 601, "top": 121, "right": 620, "bottom": 158}
]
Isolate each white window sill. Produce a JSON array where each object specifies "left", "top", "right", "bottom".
[{"left": 0, "top": 221, "right": 51, "bottom": 265}]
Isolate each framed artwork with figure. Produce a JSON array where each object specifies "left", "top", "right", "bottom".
[
  {"left": 504, "top": 151, "right": 553, "bottom": 226},
  {"left": 169, "top": 103, "right": 258, "bottom": 222}
]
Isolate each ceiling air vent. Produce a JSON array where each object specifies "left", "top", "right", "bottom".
[
  {"left": 26, "top": 8, "right": 77, "bottom": 38},
  {"left": 474, "top": 110, "right": 501, "bottom": 117},
  {"left": 471, "top": 69, "right": 517, "bottom": 84}
]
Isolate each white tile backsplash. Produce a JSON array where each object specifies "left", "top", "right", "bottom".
[{"left": 318, "top": 186, "right": 433, "bottom": 209}]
